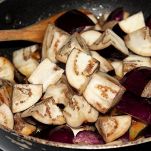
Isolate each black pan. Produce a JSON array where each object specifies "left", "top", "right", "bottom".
[{"left": 0, "top": 0, "right": 151, "bottom": 151}]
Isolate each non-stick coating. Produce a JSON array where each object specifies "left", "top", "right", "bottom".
[{"left": 0, "top": 0, "right": 151, "bottom": 151}]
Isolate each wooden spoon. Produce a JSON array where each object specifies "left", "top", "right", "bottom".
[{"left": 0, "top": 12, "right": 64, "bottom": 43}]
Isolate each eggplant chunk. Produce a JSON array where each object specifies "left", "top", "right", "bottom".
[
  {"left": 0, "top": 57, "right": 14, "bottom": 82},
  {"left": 63, "top": 95, "right": 99, "bottom": 128},
  {"left": 43, "top": 81, "right": 73, "bottom": 106},
  {"left": 81, "top": 30, "right": 102, "bottom": 46},
  {"left": 123, "top": 54, "right": 151, "bottom": 75},
  {"left": 56, "top": 33, "right": 89, "bottom": 63},
  {"left": 91, "top": 51, "right": 113, "bottom": 73},
  {"left": 0, "top": 104, "right": 14, "bottom": 129},
  {"left": 66, "top": 48, "right": 99, "bottom": 94},
  {"left": 111, "top": 61, "right": 123, "bottom": 78},
  {"left": 90, "top": 29, "right": 129, "bottom": 59},
  {"left": 13, "top": 45, "right": 40, "bottom": 77},
  {"left": 28, "top": 58, "right": 64, "bottom": 92},
  {"left": 83, "top": 72, "right": 125, "bottom": 113},
  {"left": 12, "top": 84, "right": 43, "bottom": 113},
  {"left": 14, "top": 113, "right": 36, "bottom": 136},
  {"left": 125, "top": 27, "right": 151, "bottom": 56},
  {"left": 119, "top": 11, "right": 145, "bottom": 34},
  {"left": 42, "top": 24, "right": 70, "bottom": 63},
  {"left": 96, "top": 115, "right": 131, "bottom": 143},
  {"left": 21, "top": 98, "right": 65, "bottom": 125}
]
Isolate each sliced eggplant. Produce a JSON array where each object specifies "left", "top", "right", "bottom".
[
  {"left": 91, "top": 51, "right": 113, "bottom": 73},
  {"left": 111, "top": 60, "right": 123, "bottom": 78},
  {"left": 42, "top": 24, "right": 69, "bottom": 63},
  {"left": 81, "top": 30, "right": 102, "bottom": 46},
  {"left": 28, "top": 58, "right": 64, "bottom": 92},
  {"left": 56, "top": 33, "right": 89, "bottom": 63},
  {"left": 86, "top": 12, "right": 98, "bottom": 24},
  {"left": 0, "top": 103, "right": 14, "bottom": 129},
  {"left": 55, "top": 9, "right": 95, "bottom": 34},
  {"left": 119, "top": 12, "right": 145, "bottom": 34},
  {"left": 13, "top": 45, "right": 40, "bottom": 78},
  {"left": 14, "top": 113, "right": 36, "bottom": 136},
  {"left": 21, "top": 98, "right": 65, "bottom": 125},
  {"left": 0, "top": 57, "right": 14, "bottom": 82},
  {"left": 63, "top": 95, "right": 99, "bottom": 128},
  {"left": 43, "top": 81, "right": 73, "bottom": 106},
  {"left": 96, "top": 115, "right": 131, "bottom": 143},
  {"left": 90, "top": 29, "right": 129, "bottom": 60},
  {"left": 66, "top": 48, "right": 99, "bottom": 94},
  {"left": 12, "top": 84, "right": 43, "bottom": 113},
  {"left": 125, "top": 27, "right": 151, "bottom": 56},
  {"left": 123, "top": 54, "right": 151, "bottom": 75},
  {"left": 83, "top": 72, "right": 125, "bottom": 113}
]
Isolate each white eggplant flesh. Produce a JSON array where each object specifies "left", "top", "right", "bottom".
[
  {"left": 42, "top": 24, "right": 69, "bottom": 63},
  {"left": 13, "top": 45, "right": 39, "bottom": 77},
  {"left": 66, "top": 48, "right": 99, "bottom": 94},
  {"left": 83, "top": 72, "right": 125, "bottom": 113},
  {"left": 56, "top": 33, "right": 89, "bottom": 63},
  {"left": 119, "top": 11, "right": 145, "bottom": 34},
  {"left": 21, "top": 98, "right": 66, "bottom": 125},
  {"left": 91, "top": 51, "right": 113, "bottom": 73},
  {"left": 90, "top": 29, "right": 129, "bottom": 56},
  {"left": 111, "top": 61, "right": 123, "bottom": 78},
  {"left": 96, "top": 115, "right": 131, "bottom": 143},
  {"left": 12, "top": 84, "right": 43, "bottom": 113},
  {"left": 0, "top": 57, "right": 14, "bottom": 82},
  {"left": 0, "top": 104, "right": 14, "bottom": 129},
  {"left": 28, "top": 58, "right": 64, "bottom": 92},
  {"left": 63, "top": 95, "right": 99, "bottom": 128},
  {"left": 123, "top": 54, "right": 151, "bottom": 74},
  {"left": 125, "top": 27, "right": 151, "bottom": 56},
  {"left": 81, "top": 30, "right": 102, "bottom": 46}
]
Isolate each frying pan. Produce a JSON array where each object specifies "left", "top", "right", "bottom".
[{"left": 0, "top": 0, "right": 151, "bottom": 150}]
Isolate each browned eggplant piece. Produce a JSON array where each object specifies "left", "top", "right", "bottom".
[{"left": 55, "top": 9, "right": 95, "bottom": 34}]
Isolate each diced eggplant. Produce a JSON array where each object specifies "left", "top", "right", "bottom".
[
  {"left": 14, "top": 113, "right": 36, "bottom": 136},
  {"left": 42, "top": 24, "right": 70, "bottom": 63},
  {"left": 106, "top": 7, "right": 129, "bottom": 22},
  {"left": 118, "top": 12, "right": 145, "bottom": 34},
  {"left": 56, "top": 33, "right": 89, "bottom": 63},
  {"left": 0, "top": 103, "right": 14, "bottom": 129},
  {"left": 91, "top": 51, "right": 114, "bottom": 73},
  {"left": 101, "top": 20, "right": 118, "bottom": 31},
  {"left": 81, "top": 30, "right": 102, "bottom": 46},
  {"left": 146, "top": 15, "right": 151, "bottom": 30},
  {"left": 73, "top": 130, "right": 104, "bottom": 145},
  {"left": 123, "top": 54, "right": 151, "bottom": 75},
  {"left": 28, "top": 58, "right": 64, "bottom": 92},
  {"left": 43, "top": 80, "right": 73, "bottom": 106},
  {"left": 48, "top": 125, "right": 74, "bottom": 144},
  {"left": 121, "top": 67, "right": 151, "bottom": 98},
  {"left": 96, "top": 115, "right": 131, "bottom": 143},
  {"left": 111, "top": 60, "right": 123, "bottom": 78},
  {"left": 63, "top": 95, "right": 99, "bottom": 128},
  {"left": 90, "top": 29, "right": 129, "bottom": 60},
  {"left": 13, "top": 45, "right": 40, "bottom": 77},
  {"left": 125, "top": 27, "right": 151, "bottom": 57},
  {"left": 83, "top": 72, "right": 125, "bottom": 113},
  {"left": 0, "top": 57, "right": 14, "bottom": 82},
  {"left": 12, "top": 84, "right": 43, "bottom": 113},
  {"left": 129, "top": 119, "right": 147, "bottom": 141},
  {"left": 21, "top": 97, "right": 65, "bottom": 125},
  {"left": 66, "top": 48, "right": 99, "bottom": 94},
  {"left": 117, "top": 91, "right": 151, "bottom": 124},
  {"left": 86, "top": 12, "right": 98, "bottom": 24},
  {"left": 55, "top": 9, "right": 95, "bottom": 34}
]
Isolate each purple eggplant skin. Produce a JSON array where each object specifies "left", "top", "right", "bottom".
[
  {"left": 55, "top": 9, "right": 95, "bottom": 34},
  {"left": 146, "top": 15, "right": 151, "bottom": 30},
  {"left": 73, "top": 130, "right": 104, "bottom": 145},
  {"left": 139, "top": 125, "right": 151, "bottom": 138},
  {"left": 121, "top": 67, "right": 151, "bottom": 97},
  {"left": 112, "top": 24, "right": 126, "bottom": 38},
  {"left": 106, "top": 7, "right": 124, "bottom": 22},
  {"left": 117, "top": 91, "right": 151, "bottom": 125},
  {"left": 47, "top": 125, "right": 74, "bottom": 144}
]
